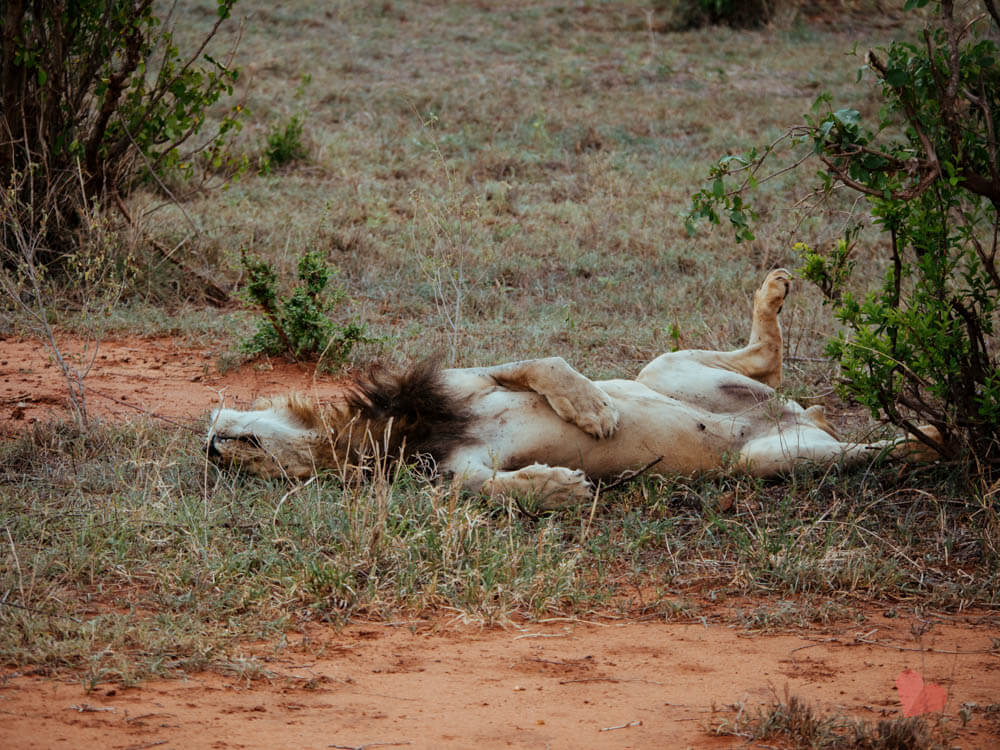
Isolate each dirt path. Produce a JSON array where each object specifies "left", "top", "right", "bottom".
[
  {"left": 0, "top": 335, "right": 346, "bottom": 427},
  {"left": 4, "top": 615, "right": 1000, "bottom": 749},
  {"left": 2, "top": 335, "right": 999, "bottom": 748}
]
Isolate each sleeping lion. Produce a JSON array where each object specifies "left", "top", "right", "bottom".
[{"left": 207, "top": 269, "right": 938, "bottom": 507}]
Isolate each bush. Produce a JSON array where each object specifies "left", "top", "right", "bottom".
[
  {"left": 688, "top": 0, "right": 1000, "bottom": 469},
  {"left": 0, "top": 0, "right": 243, "bottom": 269},
  {"left": 260, "top": 115, "right": 308, "bottom": 173},
  {"left": 670, "top": 0, "right": 773, "bottom": 29},
  {"left": 241, "top": 250, "right": 374, "bottom": 367}
]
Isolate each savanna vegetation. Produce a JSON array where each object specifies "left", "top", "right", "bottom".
[{"left": 1, "top": 3, "right": 997, "bottom": 724}]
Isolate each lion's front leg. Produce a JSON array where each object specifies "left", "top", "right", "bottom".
[
  {"left": 482, "top": 357, "right": 619, "bottom": 438},
  {"left": 480, "top": 464, "right": 595, "bottom": 509}
]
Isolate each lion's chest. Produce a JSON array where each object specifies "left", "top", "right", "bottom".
[{"left": 463, "top": 388, "right": 597, "bottom": 468}]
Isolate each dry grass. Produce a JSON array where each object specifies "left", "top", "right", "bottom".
[
  {"left": 714, "top": 689, "right": 950, "bottom": 749},
  {"left": 2, "top": 0, "right": 997, "bottom": 691},
  {"left": 115, "top": 0, "right": 907, "bottom": 375}
]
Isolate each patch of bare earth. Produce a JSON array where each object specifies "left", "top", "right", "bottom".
[
  {"left": 2, "top": 335, "right": 999, "bottom": 748},
  {"left": 3, "top": 616, "right": 1000, "bottom": 749},
  {"left": 0, "top": 335, "right": 347, "bottom": 427}
]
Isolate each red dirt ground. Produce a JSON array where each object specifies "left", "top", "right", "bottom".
[{"left": 2, "top": 335, "right": 999, "bottom": 749}]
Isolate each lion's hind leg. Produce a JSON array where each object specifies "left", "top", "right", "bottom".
[
  {"left": 737, "top": 428, "right": 864, "bottom": 476},
  {"left": 737, "top": 422, "right": 942, "bottom": 477}
]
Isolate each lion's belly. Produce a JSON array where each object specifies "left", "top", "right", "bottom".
[{"left": 463, "top": 381, "right": 747, "bottom": 478}]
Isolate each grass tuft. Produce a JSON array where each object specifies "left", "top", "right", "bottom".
[
  {"left": 2, "top": 419, "right": 998, "bottom": 684},
  {"left": 715, "top": 690, "right": 949, "bottom": 749}
]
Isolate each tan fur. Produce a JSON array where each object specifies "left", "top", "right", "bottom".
[{"left": 207, "top": 269, "right": 941, "bottom": 507}]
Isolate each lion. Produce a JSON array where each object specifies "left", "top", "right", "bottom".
[{"left": 206, "top": 269, "right": 939, "bottom": 507}]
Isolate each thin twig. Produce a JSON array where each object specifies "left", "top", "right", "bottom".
[
  {"left": 854, "top": 635, "right": 997, "bottom": 655},
  {"left": 600, "top": 720, "right": 641, "bottom": 732},
  {"left": 273, "top": 476, "right": 316, "bottom": 533},
  {"left": 559, "top": 677, "right": 666, "bottom": 686},
  {"left": 0, "top": 597, "right": 82, "bottom": 624},
  {"left": 597, "top": 455, "right": 663, "bottom": 493},
  {"left": 123, "top": 741, "right": 168, "bottom": 750},
  {"left": 113, "top": 192, "right": 229, "bottom": 305},
  {"left": 329, "top": 742, "right": 411, "bottom": 750}
]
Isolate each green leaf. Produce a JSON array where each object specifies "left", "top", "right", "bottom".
[
  {"left": 832, "top": 108, "right": 861, "bottom": 128},
  {"left": 884, "top": 68, "right": 909, "bottom": 87}
]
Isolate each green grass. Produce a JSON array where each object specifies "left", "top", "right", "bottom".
[
  {"left": 1, "top": 420, "right": 996, "bottom": 683},
  {"left": 2, "top": 0, "right": 997, "bottom": 686}
]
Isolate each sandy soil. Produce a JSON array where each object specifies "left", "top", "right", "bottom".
[
  {"left": 2, "top": 335, "right": 999, "bottom": 748},
  {"left": 3, "top": 615, "right": 1000, "bottom": 749},
  {"left": 0, "top": 335, "right": 348, "bottom": 427}
]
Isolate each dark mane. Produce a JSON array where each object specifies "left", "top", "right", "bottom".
[{"left": 345, "top": 359, "right": 473, "bottom": 468}]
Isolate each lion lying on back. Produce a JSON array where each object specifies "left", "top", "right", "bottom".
[{"left": 207, "top": 269, "right": 939, "bottom": 507}]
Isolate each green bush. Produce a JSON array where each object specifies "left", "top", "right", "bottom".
[
  {"left": 671, "top": 0, "right": 773, "bottom": 29},
  {"left": 0, "top": 0, "right": 243, "bottom": 269},
  {"left": 260, "top": 115, "right": 308, "bottom": 173},
  {"left": 688, "top": 0, "right": 1000, "bottom": 469},
  {"left": 241, "top": 250, "right": 373, "bottom": 366}
]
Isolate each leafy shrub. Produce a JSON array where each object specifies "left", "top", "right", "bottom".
[
  {"left": 0, "top": 0, "right": 243, "bottom": 269},
  {"left": 671, "top": 0, "right": 773, "bottom": 29},
  {"left": 688, "top": 0, "right": 1000, "bottom": 469},
  {"left": 241, "top": 250, "right": 373, "bottom": 366},
  {"left": 260, "top": 115, "right": 308, "bottom": 173}
]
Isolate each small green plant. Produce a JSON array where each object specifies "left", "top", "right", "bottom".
[
  {"left": 240, "top": 249, "right": 372, "bottom": 365},
  {"left": 260, "top": 115, "right": 307, "bottom": 173}
]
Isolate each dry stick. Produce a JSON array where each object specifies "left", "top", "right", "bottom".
[
  {"left": 559, "top": 677, "right": 666, "bottom": 686},
  {"left": 597, "top": 455, "right": 663, "bottom": 493},
  {"left": 5, "top": 527, "right": 24, "bottom": 604},
  {"left": 0, "top": 597, "right": 82, "bottom": 624},
  {"left": 853, "top": 635, "right": 996, "bottom": 655},
  {"left": 112, "top": 192, "right": 229, "bottom": 306},
  {"left": 272, "top": 476, "right": 316, "bottom": 534},
  {"left": 600, "top": 720, "right": 642, "bottom": 732},
  {"left": 6, "top": 215, "right": 91, "bottom": 425},
  {"left": 329, "top": 743, "right": 411, "bottom": 750},
  {"left": 125, "top": 712, "right": 168, "bottom": 724}
]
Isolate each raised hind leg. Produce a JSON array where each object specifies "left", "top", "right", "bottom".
[{"left": 638, "top": 268, "right": 791, "bottom": 390}]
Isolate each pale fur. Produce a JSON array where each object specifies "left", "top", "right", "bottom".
[{"left": 207, "top": 269, "right": 940, "bottom": 507}]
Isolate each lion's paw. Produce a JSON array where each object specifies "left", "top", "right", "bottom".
[
  {"left": 546, "top": 389, "right": 619, "bottom": 439},
  {"left": 893, "top": 424, "right": 944, "bottom": 462},
  {"left": 533, "top": 466, "right": 594, "bottom": 509},
  {"left": 758, "top": 268, "right": 792, "bottom": 312}
]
